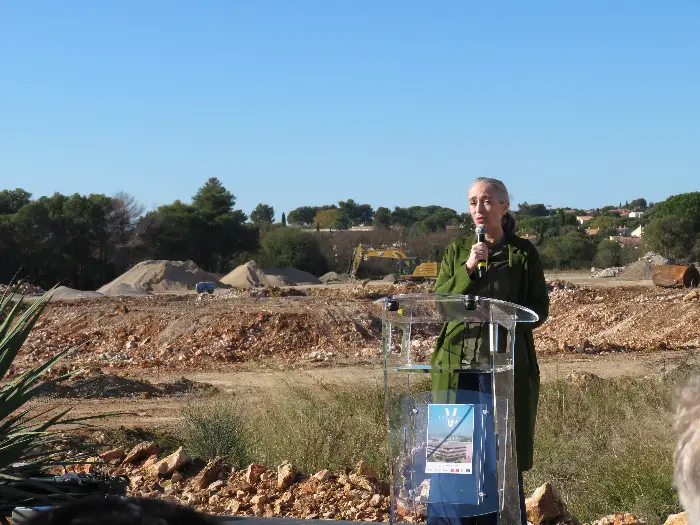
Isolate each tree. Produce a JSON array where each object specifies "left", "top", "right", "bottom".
[
  {"left": 260, "top": 228, "right": 328, "bottom": 276},
  {"left": 652, "top": 192, "right": 700, "bottom": 231},
  {"left": 373, "top": 207, "right": 392, "bottom": 229},
  {"left": 589, "top": 216, "right": 618, "bottom": 230},
  {"left": 517, "top": 202, "right": 550, "bottom": 217},
  {"left": 595, "top": 239, "right": 622, "bottom": 268},
  {"left": 250, "top": 203, "right": 275, "bottom": 227},
  {"left": 314, "top": 209, "right": 338, "bottom": 229},
  {"left": 539, "top": 231, "right": 595, "bottom": 269},
  {"left": 288, "top": 206, "right": 322, "bottom": 226},
  {"left": 192, "top": 177, "right": 234, "bottom": 218},
  {"left": 281, "top": 212, "right": 287, "bottom": 227},
  {"left": 0, "top": 189, "right": 32, "bottom": 215},
  {"left": 629, "top": 198, "right": 647, "bottom": 211},
  {"left": 643, "top": 216, "right": 696, "bottom": 263}
]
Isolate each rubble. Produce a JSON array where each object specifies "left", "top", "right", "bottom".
[
  {"left": 123, "top": 441, "right": 158, "bottom": 465},
  {"left": 96, "top": 456, "right": 390, "bottom": 521}
]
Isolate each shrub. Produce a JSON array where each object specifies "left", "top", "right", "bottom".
[
  {"left": 594, "top": 239, "right": 622, "bottom": 268},
  {"left": 260, "top": 227, "right": 328, "bottom": 275},
  {"left": 179, "top": 397, "right": 251, "bottom": 468}
]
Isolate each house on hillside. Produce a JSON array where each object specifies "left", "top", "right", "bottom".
[
  {"left": 628, "top": 211, "right": 645, "bottom": 219},
  {"left": 609, "top": 236, "right": 643, "bottom": 247},
  {"left": 585, "top": 228, "right": 601, "bottom": 236},
  {"left": 614, "top": 226, "right": 631, "bottom": 237},
  {"left": 631, "top": 225, "right": 644, "bottom": 238},
  {"left": 576, "top": 215, "right": 594, "bottom": 225}
]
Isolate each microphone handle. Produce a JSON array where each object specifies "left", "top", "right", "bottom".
[{"left": 476, "top": 233, "right": 487, "bottom": 279}]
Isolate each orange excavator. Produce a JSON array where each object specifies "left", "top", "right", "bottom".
[{"left": 348, "top": 244, "right": 440, "bottom": 281}]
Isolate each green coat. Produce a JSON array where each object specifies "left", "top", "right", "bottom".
[{"left": 429, "top": 233, "right": 549, "bottom": 471}]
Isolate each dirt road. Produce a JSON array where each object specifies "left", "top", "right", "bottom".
[{"left": 63, "top": 349, "right": 699, "bottom": 431}]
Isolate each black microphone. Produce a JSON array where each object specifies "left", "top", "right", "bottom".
[{"left": 475, "top": 224, "right": 487, "bottom": 279}]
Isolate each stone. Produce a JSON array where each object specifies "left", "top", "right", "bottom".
[
  {"left": 349, "top": 474, "right": 375, "bottom": 492},
  {"left": 525, "top": 482, "right": 566, "bottom": 525},
  {"left": 149, "top": 447, "right": 190, "bottom": 477},
  {"left": 369, "top": 494, "right": 383, "bottom": 507},
  {"left": 278, "top": 461, "right": 298, "bottom": 490},
  {"left": 193, "top": 456, "right": 226, "bottom": 489},
  {"left": 591, "top": 514, "right": 646, "bottom": 525},
  {"left": 250, "top": 494, "right": 269, "bottom": 516},
  {"left": 171, "top": 472, "right": 183, "bottom": 483},
  {"left": 142, "top": 455, "right": 159, "bottom": 470},
  {"left": 313, "top": 470, "right": 331, "bottom": 482},
  {"left": 245, "top": 463, "right": 267, "bottom": 485},
  {"left": 683, "top": 290, "right": 699, "bottom": 302},
  {"left": 99, "top": 446, "right": 127, "bottom": 463},
  {"left": 208, "top": 480, "right": 224, "bottom": 493},
  {"left": 228, "top": 500, "right": 241, "bottom": 513},
  {"left": 663, "top": 513, "right": 687, "bottom": 525},
  {"left": 76, "top": 457, "right": 102, "bottom": 474},
  {"left": 356, "top": 460, "right": 378, "bottom": 479},
  {"left": 123, "top": 441, "right": 158, "bottom": 465}
]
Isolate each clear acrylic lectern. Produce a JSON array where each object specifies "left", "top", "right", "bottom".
[{"left": 375, "top": 293, "right": 539, "bottom": 525}]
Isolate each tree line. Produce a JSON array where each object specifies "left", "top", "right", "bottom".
[{"left": 1, "top": 179, "right": 698, "bottom": 289}]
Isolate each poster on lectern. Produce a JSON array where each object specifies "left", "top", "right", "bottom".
[{"left": 426, "top": 404, "right": 474, "bottom": 474}]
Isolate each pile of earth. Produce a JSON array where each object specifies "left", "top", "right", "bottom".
[
  {"left": 319, "top": 271, "right": 350, "bottom": 283},
  {"left": 221, "top": 261, "right": 321, "bottom": 289},
  {"left": 0, "top": 282, "right": 45, "bottom": 295},
  {"left": 98, "top": 260, "right": 221, "bottom": 296},
  {"left": 38, "top": 374, "right": 216, "bottom": 399}
]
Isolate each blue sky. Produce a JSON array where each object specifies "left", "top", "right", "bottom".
[{"left": 1, "top": 1, "right": 698, "bottom": 220}]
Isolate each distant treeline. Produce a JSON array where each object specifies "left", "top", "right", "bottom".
[{"left": 0, "top": 179, "right": 698, "bottom": 289}]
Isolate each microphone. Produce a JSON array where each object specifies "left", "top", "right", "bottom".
[{"left": 475, "top": 224, "right": 487, "bottom": 279}]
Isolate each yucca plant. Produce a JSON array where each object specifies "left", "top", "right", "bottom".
[{"left": 0, "top": 284, "right": 117, "bottom": 521}]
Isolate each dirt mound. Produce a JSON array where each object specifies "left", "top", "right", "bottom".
[
  {"left": 618, "top": 260, "right": 653, "bottom": 280},
  {"left": 221, "top": 261, "right": 321, "bottom": 288},
  {"left": 52, "top": 286, "right": 104, "bottom": 300},
  {"left": 98, "top": 260, "right": 220, "bottom": 296},
  {"left": 38, "top": 374, "right": 216, "bottom": 399},
  {"left": 319, "top": 271, "right": 350, "bottom": 283}
]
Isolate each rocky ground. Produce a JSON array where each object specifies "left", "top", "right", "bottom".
[
  {"left": 65, "top": 442, "right": 688, "bottom": 525},
  {"left": 10, "top": 281, "right": 700, "bottom": 377}
]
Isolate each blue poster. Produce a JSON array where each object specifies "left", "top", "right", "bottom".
[{"left": 426, "top": 404, "right": 474, "bottom": 474}]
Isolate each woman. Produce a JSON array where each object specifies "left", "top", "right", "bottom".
[{"left": 428, "top": 177, "right": 549, "bottom": 525}]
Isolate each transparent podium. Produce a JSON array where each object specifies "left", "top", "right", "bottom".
[{"left": 375, "top": 293, "right": 539, "bottom": 525}]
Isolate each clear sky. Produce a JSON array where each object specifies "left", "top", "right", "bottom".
[{"left": 1, "top": 1, "right": 698, "bottom": 220}]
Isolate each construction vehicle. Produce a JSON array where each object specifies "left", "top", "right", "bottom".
[
  {"left": 195, "top": 281, "right": 216, "bottom": 294},
  {"left": 348, "top": 244, "right": 440, "bottom": 282}
]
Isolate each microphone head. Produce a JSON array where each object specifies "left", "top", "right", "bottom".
[{"left": 475, "top": 224, "right": 486, "bottom": 235}]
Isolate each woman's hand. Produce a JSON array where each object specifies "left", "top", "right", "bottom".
[{"left": 466, "top": 242, "right": 489, "bottom": 275}]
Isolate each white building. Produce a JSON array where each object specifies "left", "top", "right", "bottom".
[
  {"left": 628, "top": 211, "right": 646, "bottom": 219},
  {"left": 631, "top": 225, "right": 644, "bottom": 238}
]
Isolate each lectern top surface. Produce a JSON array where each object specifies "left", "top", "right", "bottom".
[{"left": 375, "top": 293, "right": 539, "bottom": 326}]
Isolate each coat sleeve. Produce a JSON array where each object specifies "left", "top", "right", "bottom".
[
  {"left": 434, "top": 241, "right": 473, "bottom": 294},
  {"left": 524, "top": 245, "right": 549, "bottom": 329}
]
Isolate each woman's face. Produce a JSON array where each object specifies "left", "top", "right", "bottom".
[{"left": 468, "top": 181, "right": 509, "bottom": 233}]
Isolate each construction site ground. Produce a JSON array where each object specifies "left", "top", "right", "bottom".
[{"left": 13, "top": 276, "right": 700, "bottom": 432}]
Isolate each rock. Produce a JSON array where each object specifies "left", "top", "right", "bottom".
[
  {"left": 525, "top": 483, "right": 566, "bottom": 525},
  {"left": 149, "top": 447, "right": 190, "bottom": 477},
  {"left": 99, "top": 446, "right": 127, "bottom": 463},
  {"left": 683, "top": 290, "right": 699, "bottom": 302},
  {"left": 171, "top": 472, "right": 183, "bottom": 483},
  {"left": 250, "top": 494, "right": 269, "bottom": 516},
  {"left": 591, "top": 514, "right": 646, "bottom": 525},
  {"left": 313, "top": 470, "right": 331, "bottom": 482},
  {"left": 356, "top": 460, "right": 378, "bottom": 479},
  {"left": 278, "top": 461, "right": 298, "bottom": 490},
  {"left": 208, "top": 480, "right": 224, "bottom": 493},
  {"left": 76, "top": 457, "right": 102, "bottom": 474},
  {"left": 663, "top": 513, "right": 687, "bottom": 525},
  {"left": 193, "top": 456, "right": 226, "bottom": 489},
  {"left": 369, "top": 494, "right": 383, "bottom": 507},
  {"left": 245, "top": 463, "right": 267, "bottom": 485},
  {"left": 123, "top": 441, "right": 158, "bottom": 465},
  {"left": 125, "top": 340, "right": 138, "bottom": 350},
  {"left": 228, "top": 500, "right": 242, "bottom": 513},
  {"left": 142, "top": 455, "right": 159, "bottom": 470}
]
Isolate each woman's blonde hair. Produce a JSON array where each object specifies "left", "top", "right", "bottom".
[{"left": 471, "top": 177, "right": 517, "bottom": 235}]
